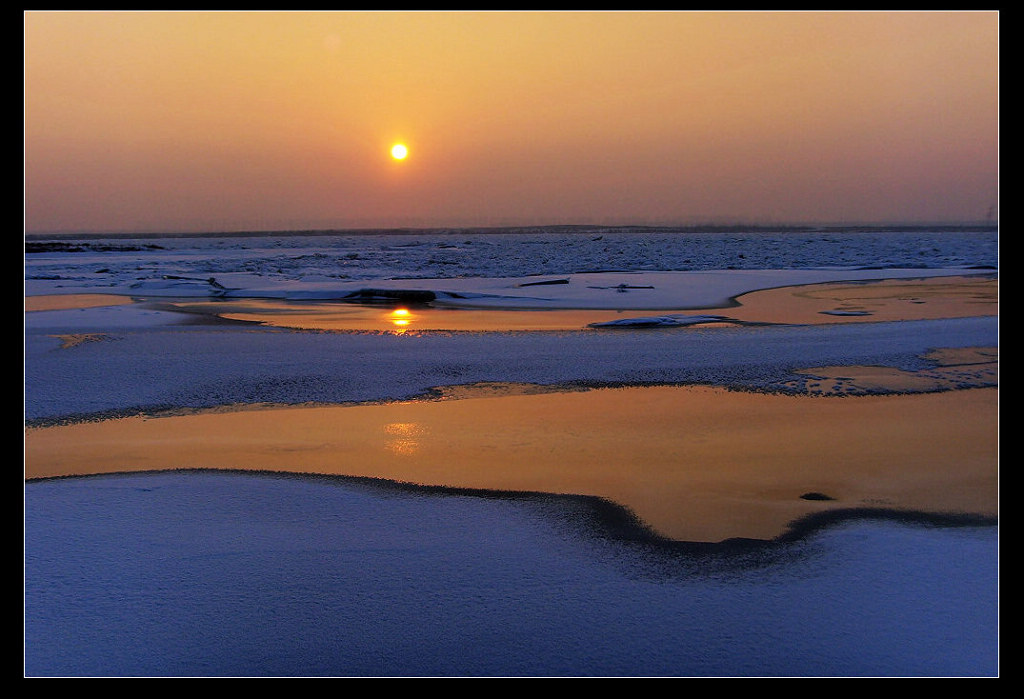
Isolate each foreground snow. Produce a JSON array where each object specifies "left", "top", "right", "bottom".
[{"left": 25, "top": 471, "right": 998, "bottom": 677}]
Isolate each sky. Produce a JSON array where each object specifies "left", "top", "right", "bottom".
[{"left": 24, "top": 11, "right": 999, "bottom": 234}]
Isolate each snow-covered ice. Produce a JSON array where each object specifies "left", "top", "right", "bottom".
[
  {"left": 25, "top": 471, "right": 997, "bottom": 677},
  {"left": 24, "top": 227, "right": 999, "bottom": 676}
]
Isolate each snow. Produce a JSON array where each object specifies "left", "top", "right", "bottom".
[
  {"left": 24, "top": 229, "right": 999, "bottom": 676},
  {"left": 25, "top": 472, "right": 998, "bottom": 677}
]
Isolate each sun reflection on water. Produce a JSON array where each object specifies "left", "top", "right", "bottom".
[
  {"left": 388, "top": 307, "right": 413, "bottom": 333},
  {"left": 383, "top": 421, "right": 425, "bottom": 455}
]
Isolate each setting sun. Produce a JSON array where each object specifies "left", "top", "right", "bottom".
[{"left": 391, "top": 143, "right": 408, "bottom": 160}]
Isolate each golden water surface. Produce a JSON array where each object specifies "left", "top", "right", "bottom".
[{"left": 25, "top": 384, "right": 997, "bottom": 543}]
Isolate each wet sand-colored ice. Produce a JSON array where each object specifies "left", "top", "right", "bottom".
[
  {"left": 25, "top": 274, "right": 998, "bottom": 544},
  {"left": 25, "top": 383, "right": 997, "bottom": 543}
]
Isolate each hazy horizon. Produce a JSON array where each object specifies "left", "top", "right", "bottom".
[
  {"left": 24, "top": 219, "right": 999, "bottom": 242},
  {"left": 25, "top": 11, "right": 999, "bottom": 235}
]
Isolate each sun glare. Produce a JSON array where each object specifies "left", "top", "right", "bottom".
[
  {"left": 390, "top": 143, "right": 408, "bottom": 160},
  {"left": 389, "top": 307, "right": 413, "bottom": 331}
]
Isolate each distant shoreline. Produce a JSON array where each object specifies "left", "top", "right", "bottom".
[{"left": 24, "top": 222, "right": 999, "bottom": 241}]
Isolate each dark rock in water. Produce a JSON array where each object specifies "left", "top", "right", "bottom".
[
  {"left": 342, "top": 288, "right": 437, "bottom": 303},
  {"left": 800, "top": 492, "right": 836, "bottom": 501}
]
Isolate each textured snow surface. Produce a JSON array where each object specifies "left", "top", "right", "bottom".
[
  {"left": 25, "top": 228, "right": 999, "bottom": 676},
  {"left": 25, "top": 472, "right": 998, "bottom": 677}
]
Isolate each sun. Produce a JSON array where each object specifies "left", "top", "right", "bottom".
[{"left": 390, "top": 143, "right": 408, "bottom": 160}]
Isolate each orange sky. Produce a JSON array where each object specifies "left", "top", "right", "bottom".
[{"left": 24, "top": 11, "right": 999, "bottom": 233}]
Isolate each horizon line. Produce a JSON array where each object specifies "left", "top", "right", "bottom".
[{"left": 25, "top": 219, "right": 999, "bottom": 239}]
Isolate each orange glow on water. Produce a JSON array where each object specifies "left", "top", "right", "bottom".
[
  {"left": 383, "top": 422, "right": 424, "bottom": 455},
  {"left": 388, "top": 307, "right": 413, "bottom": 331},
  {"left": 24, "top": 385, "right": 998, "bottom": 542}
]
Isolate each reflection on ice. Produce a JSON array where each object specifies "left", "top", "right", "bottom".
[
  {"left": 387, "top": 307, "right": 415, "bottom": 333},
  {"left": 23, "top": 385, "right": 998, "bottom": 543},
  {"left": 384, "top": 421, "right": 424, "bottom": 456}
]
